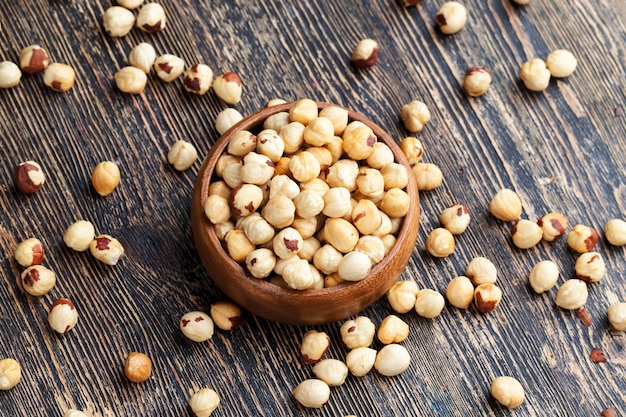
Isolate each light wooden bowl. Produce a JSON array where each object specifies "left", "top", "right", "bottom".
[{"left": 191, "top": 102, "right": 420, "bottom": 325}]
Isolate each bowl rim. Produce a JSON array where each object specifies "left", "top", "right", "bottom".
[{"left": 193, "top": 101, "right": 419, "bottom": 302}]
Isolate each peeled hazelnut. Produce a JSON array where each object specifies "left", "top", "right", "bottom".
[
  {"left": 63, "top": 220, "right": 96, "bottom": 252},
  {"left": 43, "top": 63, "right": 76, "bottom": 92},
  {"left": 425, "top": 227, "right": 455, "bottom": 257},
  {"left": 474, "top": 283, "right": 502, "bottom": 313},
  {"left": 462, "top": 67, "right": 492, "bottom": 97},
  {"left": 340, "top": 316, "right": 375, "bottom": 349},
  {"left": 15, "top": 160, "right": 45, "bottom": 194},
  {"left": 511, "top": 219, "right": 543, "bottom": 249},
  {"left": 545, "top": 49, "right": 577, "bottom": 78},
  {"left": 14, "top": 237, "right": 44, "bottom": 267},
  {"left": 179, "top": 311, "right": 214, "bottom": 342},
  {"left": 377, "top": 315, "right": 410, "bottom": 344},
  {"left": 446, "top": 276, "right": 474, "bottom": 309},
  {"left": 567, "top": 224, "right": 598, "bottom": 253},
  {"left": 0, "top": 61, "right": 22, "bottom": 88},
  {"left": 435, "top": 1, "right": 468, "bottom": 35},
  {"left": 103, "top": 6, "right": 136, "bottom": 37},
  {"left": 301, "top": 330, "right": 331, "bottom": 364},
  {"left": 466, "top": 256, "right": 497, "bottom": 285},
  {"left": 19, "top": 45, "right": 50, "bottom": 74},
  {"left": 91, "top": 161, "right": 121, "bottom": 196},
  {"left": 575, "top": 252, "right": 606, "bottom": 283},
  {"left": 189, "top": 388, "right": 220, "bottom": 417},
  {"left": 519, "top": 58, "right": 551, "bottom": 91},
  {"left": 136, "top": 2, "right": 166, "bottom": 33},
  {"left": 154, "top": 54, "right": 184, "bottom": 82},
  {"left": 440, "top": 204, "right": 470, "bottom": 234},
  {"left": 346, "top": 347, "right": 377, "bottom": 377},
  {"left": 210, "top": 300, "right": 243, "bottom": 330},
  {"left": 128, "top": 42, "right": 156, "bottom": 73},
  {"left": 183, "top": 64, "right": 214, "bottom": 95},
  {"left": 215, "top": 108, "right": 243, "bottom": 135},
  {"left": 213, "top": 72, "right": 243, "bottom": 104},
  {"left": 387, "top": 280, "right": 419, "bottom": 314},
  {"left": 607, "top": 302, "right": 626, "bottom": 331},
  {"left": 528, "top": 260, "right": 559, "bottom": 294},
  {"left": 374, "top": 344, "right": 411, "bottom": 376},
  {"left": 21, "top": 265, "right": 56, "bottom": 296},
  {"left": 489, "top": 188, "right": 522, "bottom": 221},
  {"left": 537, "top": 212, "right": 568, "bottom": 241},
  {"left": 293, "top": 379, "right": 330, "bottom": 409},
  {"left": 312, "top": 359, "right": 349, "bottom": 387},
  {"left": 399, "top": 136, "right": 424, "bottom": 165},
  {"left": 400, "top": 100, "right": 431, "bottom": 132},
  {"left": 414, "top": 289, "right": 445, "bottom": 318},
  {"left": 89, "top": 235, "right": 125, "bottom": 265},
  {"left": 490, "top": 376, "right": 525, "bottom": 409},
  {"left": 167, "top": 140, "right": 198, "bottom": 171},
  {"left": 555, "top": 279, "right": 588, "bottom": 310},
  {"left": 412, "top": 162, "right": 443, "bottom": 191},
  {"left": 0, "top": 358, "right": 21, "bottom": 390},
  {"left": 115, "top": 66, "right": 148, "bottom": 94},
  {"left": 124, "top": 352, "right": 152, "bottom": 383},
  {"left": 48, "top": 298, "right": 78, "bottom": 333},
  {"left": 605, "top": 219, "right": 626, "bottom": 246},
  {"left": 118, "top": 0, "right": 145, "bottom": 9},
  {"left": 351, "top": 39, "right": 379, "bottom": 68}
]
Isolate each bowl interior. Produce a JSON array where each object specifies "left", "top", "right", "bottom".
[{"left": 191, "top": 101, "right": 420, "bottom": 325}]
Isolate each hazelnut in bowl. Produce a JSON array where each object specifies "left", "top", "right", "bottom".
[{"left": 191, "top": 99, "right": 419, "bottom": 325}]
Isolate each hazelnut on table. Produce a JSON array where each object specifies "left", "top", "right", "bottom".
[
  {"left": 555, "top": 279, "right": 588, "bottom": 310},
  {"left": 374, "top": 344, "right": 411, "bottom": 376},
  {"left": 377, "top": 315, "right": 410, "bottom": 344},
  {"left": 466, "top": 256, "right": 497, "bottom": 285},
  {"left": 567, "top": 224, "right": 598, "bottom": 253},
  {"left": 215, "top": 108, "right": 243, "bottom": 135},
  {"left": 0, "top": 358, "right": 21, "bottom": 390},
  {"left": 462, "top": 67, "right": 492, "bottom": 97},
  {"left": 136, "top": 2, "right": 166, "bottom": 33},
  {"left": 293, "top": 379, "right": 330, "bottom": 409},
  {"left": 440, "top": 204, "right": 470, "bottom": 234},
  {"left": 128, "top": 42, "right": 156, "bottom": 73},
  {"left": 14, "top": 237, "right": 44, "bottom": 267},
  {"left": 103, "top": 6, "right": 136, "bottom": 37},
  {"left": 91, "top": 161, "right": 121, "bottom": 196},
  {"left": 21, "top": 265, "right": 56, "bottom": 296},
  {"left": 89, "top": 235, "right": 125, "bottom": 265},
  {"left": 575, "top": 252, "right": 605, "bottom": 283},
  {"left": 189, "top": 388, "right": 220, "bottom": 417},
  {"left": 115, "top": 66, "right": 148, "bottom": 94},
  {"left": 604, "top": 219, "right": 626, "bottom": 246},
  {"left": 43, "top": 63, "right": 76, "bottom": 92},
  {"left": 15, "top": 160, "right": 45, "bottom": 194},
  {"left": 183, "top": 64, "right": 214, "bottom": 95},
  {"left": 64, "top": 220, "right": 96, "bottom": 252},
  {"left": 519, "top": 58, "right": 551, "bottom": 91},
  {"left": 545, "top": 49, "right": 577, "bottom": 78},
  {"left": 64, "top": 410, "right": 89, "bottom": 417},
  {"left": 167, "top": 140, "right": 198, "bottom": 171},
  {"left": 210, "top": 300, "right": 243, "bottom": 330},
  {"left": 425, "top": 227, "right": 455, "bottom": 257},
  {"left": 435, "top": 1, "right": 468, "bottom": 35},
  {"left": 511, "top": 219, "right": 543, "bottom": 249},
  {"left": 341, "top": 316, "right": 375, "bottom": 349},
  {"left": 490, "top": 376, "right": 525, "bottom": 409},
  {"left": 301, "top": 330, "right": 330, "bottom": 364},
  {"left": 537, "top": 211, "right": 568, "bottom": 241},
  {"left": 213, "top": 72, "right": 243, "bottom": 104},
  {"left": 180, "top": 311, "right": 214, "bottom": 342},
  {"left": 0, "top": 61, "right": 22, "bottom": 88},
  {"left": 489, "top": 188, "right": 522, "bottom": 221},
  {"left": 313, "top": 359, "right": 349, "bottom": 387},
  {"left": 528, "top": 260, "right": 559, "bottom": 294},
  {"left": 400, "top": 100, "right": 431, "bottom": 132},
  {"left": 118, "top": 0, "right": 144, "bottom": 9},
  {"left": 48, "top": 298, "right": 78, "bottom": 334},
  {"left": 414, "top": 289, "right": 445, "bottom": 318},
  {"left": 19, "top": 45, "right": 49, "bottom": 74},
  {"left": 124, "top": 352, "right": 152, "bottom": 383},
  {"left": 154, "top": 54, "right": 184, "bottom": 82},
  {"left": 351, "top": 38, "right": 379, "bottom": 68},
  {"left": 345, "top": 347, "right": 377, "bottom": 377},
  {"left": 446, "top": 276, "right": 474, "bottom": 309},
  {"left": 474, "top": 283, "right": 502, "bottom": 313},
  {"left": 399, "top": 136, "right": 424, "bottom": 165},
  {"left": 607, "top": 302, "right": 626, "bottom": 331}
]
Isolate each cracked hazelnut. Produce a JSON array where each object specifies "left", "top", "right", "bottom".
[
  {"left": 21, "top": 265, "right": 56, "bottom": 296},
  {"left": 213, "top": 72, "right": 243, "bottom": 104},
  {"left": 490, "top": 376, "right": 525, "bottom": 409},
  {"left": 183, "top": 64, "right": 214, "bottom": 95},
  {"left": 89, "top": 235, "right": 125, "bottom": 265},
  {"left": 520, "top": 58, "right": 551, "bottom": 91},
  {"left": 351, "top": 38, "right": 379, "bottom": 68},
  {"left": 14, "top": 237, "right": 44, "bottom": 267},
  {"left": 103, "top": 6, "right": 136, "bottom": 37},
  {"left": 0, "top": 61, "right": 22, "bottom": 88},
  {"left": 474, "top": 283, "right": 502, "bottom": 313},
  {"left": 19, "top": 45, "right": 49, "bottom": 74},
  {"left": 136, "top": 3, "right": 166, "bottom": 33},
  {"left": 124, "top": 352, "right": 152, "bottom": 383},
  {"left": 301, "top": 330, "right": 330, "bottom": 364},
  {"left": 168, "top": 140, "right": 198, "bottom": 171},
  {"left": 555, "top": 279, "right": 588, "bottom": 310},
  {"left": 15, "top": 160, "right": 45, "bottom": 194},
  {"left": 48, "top": 298, "right": 78, "bottom": 334},
  {"left": 64, "top": 220, "right": 96, "bottom": 252},
  {"left": 0, "top": 358, "right": 21, "bottom": 390},
  {"left": 575, "top": 252, "right": 606, "bottom": 283},
  {"left": 462, "top": 67, "right": 492, "bottom": 97},
  {"left": 537, "top": 212, "right": 568, "bottom": 241},
  {"left": 567, "top": 224, "right": 598, "bottom": 253},
  {"left": 189, "top": 388, "right": 220, "bottom": 417},
  {"left": 435, "top": 1, "right": 468, "bottom": 35},
  {"left": 210, "top": 300, "right": 243, "bottom": 330},
  {"left": 128, "top": 42, "right": 156, "bottom": 73},
  {"left": 115, "top": 66, "right": 148, "bottom": 94},
  {"left": 180, "top": 311, "right": 214, "bottom": 342},
  {"left": 400, "top": 100, "right": 431, "bottom": 132},
  {"left": 154, "top": 54, "right": 184, "bottom": 82},
  {"left": 91, "top": 161, "right": 121, "bottom": 196}
]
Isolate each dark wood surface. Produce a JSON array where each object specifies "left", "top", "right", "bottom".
[{"left": 1, "top": 1, "right": 625, "bottom": 416}]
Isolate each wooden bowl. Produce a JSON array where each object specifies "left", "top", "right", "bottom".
[{"left": 191, "top": 102, "right": 420, "bottom": 325}]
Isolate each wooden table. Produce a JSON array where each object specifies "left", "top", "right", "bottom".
[{"left": 1, "top": 1, "right": 625, "bottom": 416}]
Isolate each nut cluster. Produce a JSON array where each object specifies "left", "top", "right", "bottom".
[
  {"left": 444, "top": 256, "right": 502, "bottom": 313},
  {"left": 1, "top": 44, "right": 75, "bottom": 92},
  {"left": 204, "top": 100, "right": 411, "bottom": 290},
  {"left": 63, "top": 220, "right": 125, "bottom": 266},
  {"left": 519, "top": 49, "right": 577, "bottom": 92},
  {"left": 103, "top": 2, "right": 166, "bottom": 38}
]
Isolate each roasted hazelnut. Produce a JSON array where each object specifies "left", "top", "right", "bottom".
[
  {"left": 14, "top": 237, "right": 44, "bottom": 267},
  {"left": 282, "top": 259, "right": 316, "bottom": 290},
  {"left": 245, "top": 246, "right": 275, "bottom": 277},
  {"left": 115, "top": 66, "right": 148, "bottom": 94},
  {"left": 462, "top": 66, "right": 492, "bottom": 97},
  {"left": 213, "top": 72, "right": 243, "bottom": 104},
  {"left": 445, "top": 276, "right": 474, "bottom": 309},
  {"left": 425, "top": 227, "right": 455, "bottom": 257},
  {"left": 489, "top": 188, "right": 522, "bottom": 221},
  {"left": 399, "top": 136, "right": 424, "bottom": 165},
  {"left": 511, "top": 219, "right": 543, "bottom": 249},
  {"left": 326, "top": 159, "right": 359, "bottom": 190},
  {"left": 474, "top": 283, "right": 502, "bottom": 313},
  {"left": 21, "top": 265, "right": 56, "bottom": 296},
  {"left": 440, "top": 204, "right": 470, "bottom": 234},
  {"left": 89, "top": 235, "right": 125, "bottom": 265},
  {"left": 210, "top": 300, "right": 243, "bottom": 330},
  {"left": 304, "top": 117, "right": 334, "bottom": 147},
  {"left": 466, "top": 256, "right": 497, "bottom": 285},
  {"left": 567, "top": 224, "right": 598, "bottom": 253},
  {"left": 301, "top": 330, "right": 331, "bottom": 364},
  {"left": 605, "top": 219, "right": 626, "bottom": 246},
  {"left": 136, "top": 2, "right": 166, "bottom": 33},
  {"left": 528, "top": 260, "right": 559, "bottom": 294},
  {"left": 19, "top": 45, "right": 49, "bottom": 74},
  {"left": 351, "top": 38, "right": 379, "bottom": 68},
  {"left": 91, "top": 161, "right": 121, "bottom": 196},
  {"left": 520, "top": 58, "right": 551, "bottom": 91},
  {"left": 380, "top": 188, "right": 410, "bottom": 218},
  {"left": 319, "top": 105, "right": 349, "bottom": 136},
  {"left": 224, "top": 230, "right": 255, "bottom": 263},
  {"left": 412, "top": 162, "right": 443, "bottom": 191},
  {"left": 43, "top": 63, "right": 76, "bottom": 92},
  {"left": 204, "top": 195, "right": 231, "bottom": 225},
  {"left": 179, "top": 311, "right": 214, "bottom": 342},
  {"left": 0, "top": 358, "right": 21, "bottom": 390},
  {"left": 555, "top": 279, "right": 588, "bottom": 310},
  {"left": 48, "top": 298, "right": 78, "bottom": 333},
  {"left": 387, "top": 280, "right": 419, "bottom": 314},
  {"left": 168, "top": 140, "right": 198, "bottom": 171},
  {"left": 380, "top": 163, "right": 408, "bottom": 190},
  {"left": 15, "top": 160, "right": 45, "bottom": 194},
  {"left": 215, "top": 108, "right": 243, "bottom": 135},
  {"left": 124, "top": 352, "right": 152, "bottom": 382},
  {"left": 545, "top": 49, "right": 577, "bottom": 78},
  {"left": 324, "top": 218, "right": 359, "bottom": 253},
  {"left": 490, "top": 376, "right": 525, "bottom": 409},
  {"left": 367, "top": 142, "right": 395, "bottom": 169},
  {"left": 537, "top": 212, "right": 568, "bottom": 241},
  {"left": 435, "top": 1, "right": 468, "bottom": 35},
  {"left": 377, "top": 315, "right": 409, "bottom": 344},
  {"left": 128, "top": 42, "right": 156, "bottom": 73},
  {"left": 338, "top": 250, "right": 372, "bottom": 281},
  {"left": 63, "top": 220, "right": 96, "bottom": 252},
  {"left": 0, "top": 61, "right": 22, "bottom": 88},
  {"left": 189, "top": 388, "right": 220, "bottom": 417},
  {"left": 103, "top": 6, "right": 136, "bottom": 37},
  {"left": 400, "top": 100, "right": 431, "bottom": 132},
  {"left": 313, "top": 359, "right": 349, "bottom": 387},
  {"left": 289, "top": 151, "right": 321, "bottom": 182},
  {"left": 575, "top": 252, "right": 606, "bottom": 283},
  {"left": 154, "top": 54, "right": 184, "bottom": 82},
  {"left": 288, "top": 98, "right": 318, "bottom": 125}
]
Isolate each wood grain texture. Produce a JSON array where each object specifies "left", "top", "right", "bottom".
[{"left": 1, "top": 0, "right": 625, "bottom": 416}]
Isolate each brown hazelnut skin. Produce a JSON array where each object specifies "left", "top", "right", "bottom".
[{"left": 15, "top": 161, "right": 45, "bottom": 194}]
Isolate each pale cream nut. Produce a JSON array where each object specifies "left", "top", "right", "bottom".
[
  {"left": 435, "top": 1, "right": 468, "bottom": 35},
  {"left": 425, "top": 227, "right": 455, "bottom": 257},
  {"left": 528, "top": 260, "right": 559, "bottom": 294},
  {"left": 337, "top": 251, "right": 371, "bottom": 281},
  {"left": 154, "top": 54, "right": 184, "bottom": 82},
  {"left": 14, "top": 237, "right": 44, "bottom": 267},
  {"left": 490, "top": 376, "right": 525, "bottom": 409},
  {"left": 555, "top": 279, "right": 588, "bottom": 310},
  {"left": 312, "top": 359, "right": 349, "bottom": 387},
  {"left": 129, "top": 43, "right": 156, "bottom": 73},
  {"left": 412, "top": 163, "right": 443, "bottom": 191},
  {"left": 48, "top": 298, "right": 78, "bottom": 333},
  {"left": 604, "top": 219, "right": 626, "bottom": 246},
  {"left": 520, "top": 58, "right": 551, "bottom": 91},
  {"left": 213, "top": 72, "right": 243, "bottom": 104},
  {"left": 387, "top": 280, "right": 419, "bottom": 313},
  {"left": 103, "top": 6, "right": 135, "bottom": 37},
  {"left": 414, "top": 289, "right": 445, "bottom": 318},
  {"left": 118, "top": 0, "right": 144, "bottom": 9},
  {"left": 183, "top": 64, "right": 214, "bottom": 95},
  {"left": 400, "top": 100, "right": 431, "bottom": 132},
  {"left": 607, "top": 302, "right": 626, "bottom": 331},
  {"left": 0, "top": 358, "right": 21, "bottom": 390},
  {"left": 489, "top": 188, "right": 522, "bottom": 221},
  {"left": 0, "top": 61, "right": 22, "bottom": 89},
  {"left": 462, "top": 67, "right": 492, "bottom": 97},
  {"left": 288, "top": 98, "right": 318, "bottom": 125},
  {"left": 89, "top": 235, "right": 125, "bottom": 265},
  {"left": 345, "top": 347, "right": 376, "bottom": 377},
  {"left": 21, "top": 265, "right": 56, "bottom": 296},
  {"left": 293, "top": 379, "right": 330, "bottom": 409},
  {"left": 189, "top": 388, "right": 220, "bottom": 417},
  {"left": 210, "top": 300, "right": 243, "bottom": 330},
  {"left": 377, "top": 315, "right": 409, "bottom": 344},
  {"left": 466, "top": 256, "right": 497, "bottom": 285},
  {"left": 567, "top": 224, "right": 598, "bottom": 253},
  {"left": 180, "top": 311, "right": 214, "bottom": 342},
  {"left": 168, "top": 140, "right": 198, "bottom": 171},
  {"left": 115, "top": 66, "right": 148, "bottom": 94},
  {"left": 511, "top": 219, "right": 543, "bottom": 249},
  {"left": 574, "top": 252, "right": 605, "bottom": 283},
  {"left": 64, "top": 410, "right": 89, "bottom": 417},
  {"left": 340, "top": 316, "right": 375, "bottom": 349},
  {"left": 545, "top": 49, "right": 577, "bottom": 78},
  {"left": 445, "top": 276, "right": 474, "bottom": 309},
  {"left": 440, "top": 204, "right": 470, "bottom": 234},
  {"left": 301, "top": 330, "right": 330, "bottom": 364},
  {"left": 43, "top": 63, "right": 76, "bottom": 92},
  {"left": 374, "top": 344, "right": 411, "bottom": 377},
  {"left": 64, "top": 220, "right": 96, "bottom": 252},
  {"left": 136, "top": 2, "right": 166, "bottom": 33}
]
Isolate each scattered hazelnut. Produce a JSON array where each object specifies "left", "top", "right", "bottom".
[
  {"left": 351, "top": 39, "right": 379, "bottom": 68},
  {"left": 64, "top": 410, "right": 89, "bottom": 417},
  {"left": 528, "top": 260, "right": 559, "bottom": 294},
  {"left": 136, "top": 2, "right": 166, "bottom": 33},
  {"left": 0, "top": 61, "right": 22, "bottom": 88},
  {"left": 400, "top": 100, "right": 431, "bottom": 132},
  {"left": 19, "top": 45, "right": 49, "bottom": 74},
  {"left": 103, "top": 6, "right": 136, "bottom": 37},
  {"left": 301, "top": 330, "right": 331, "bottom": 364},
  {"left": 168, "top": 140, "right": 198, "bottom": 171},
  {"left": 440, "top": 204, "right": 470, "bottom": 234},
  {"left": 15, "top": 160, "right": 45, "bottom": 194},
  {"left": 312, "top": 359, "right": 349, "bottom": 387},
  {"left": 345, "top": 347, "right": 376, "bottom": 377},
  {"left": 545, "top": 49, "right": 577, "bottom": 78},
  {"left": 604, "top": 219, "right": 626, "bottom": 246},
  {"left": 446, "top": 276, "right": 474, "bottom": 309},
  {"left": 377, "top": 315, "right": 410, "bottom": 344},
  {"left": 128, "top": 42, "right": 157, "bottom": 73},
  {"left": 210, "top": 300, "right": 243, "bottom": 330},
  {"left": 374, "top": 344, "right": 411, "bottom": 376},
  {"left": 14, "top": 237, "right": 44, "bottom": 267},
  {"left": 183, "top": 64, "right": 214, "bottom": 95},
  {"left": 399, "top": 136, "right": 424, "bottom": 165},
  {"left": 607, "top": 302, "right": 626, "bottom": 331},
  {"left": 414, "top": 289, "right": 445, "bottom": 318},
  {"left": 91, "top": 161, "right": 121, "bottom": 196},
  {"left": 293, "top": 379, "right": 330, "bottom": 409},
  {"left": 189, "top": 388, "right": 220, "bottom": 417},
  {"left": 115, "top": 66, "right": 148, "bottom": 94},
  {"left": 180, "top": 311, "right": 214, "bottom": 342},
  {"left": 412, "top": 162, "right": 443, "bottom": 190},
  {"left": 511, "top": 219, "right": 543, "bottom": 249},
  {"left": 474, "top": 283, "right": 502, "bottom": 313},
  {"left": 118, "top": 0, "right": 144, "bottom": 9},
  {"left": 537, "top": 212, "right": 568, "bottom": 241},
  {"left": 63, "top": 220, "right": 96, "bottom": 252},
  {"left": 89, "top": 235, "right": 125, "bottom": 265},
  {"left": 575, "top": 252, "right": 606, "bottom": 283},
  {"left": 466, "top": 256, "right": 497, "bottom": 285},
  {"left": 43, "top": 63, "right": 76, "bottom": 92},
  {"left": 555, "top": 279, "right": 588, "bottom": 310},
  {"left": 340, "top": 316, "right": 375, "bottom": 349},
  {"left": 489, "top": 188, "right": 522, "bottom": 221},
  {"left": 387, "top": 280, "right": 419, "bottom": 314},
  {"left": 462, "top": 67, "right": 492, "bottom": 97},
  {"left": 154, "top": 54, "right": 184, "bottom": 82},
  {"left": 567, "top": 224, "right": 598, "bottom": 253},
  {"left": 124, "top": 352, "right": 152, "bottom": 383},
  {"left": 215, "top": 108, "right": 244, "bottom": 135},
  {"left": 213, "top": 72, "right": 243, "bottom": 104},
  {"left": 601, "top": 409, "right": 617, "bottom": 417},
  {"left": 48, "top": 298, "right": 78, "bottom": 334},
  {"left": 519, "top": 58, "right": 551, "bottom": 91},
  {"left": 425, "top": 227, "right": 455, "bottom": 257},
  {"left": 490, "top": 376, "right": 525, "bottom": 409},
  {"left": 435, "top": 1, "right": 468, "bottom": 35},
  {"left": 0, "top": 358, "right": 21, "bottom": 390},
  {"left": 21, "top": 265, "right": 56, "bottom": 296}
]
